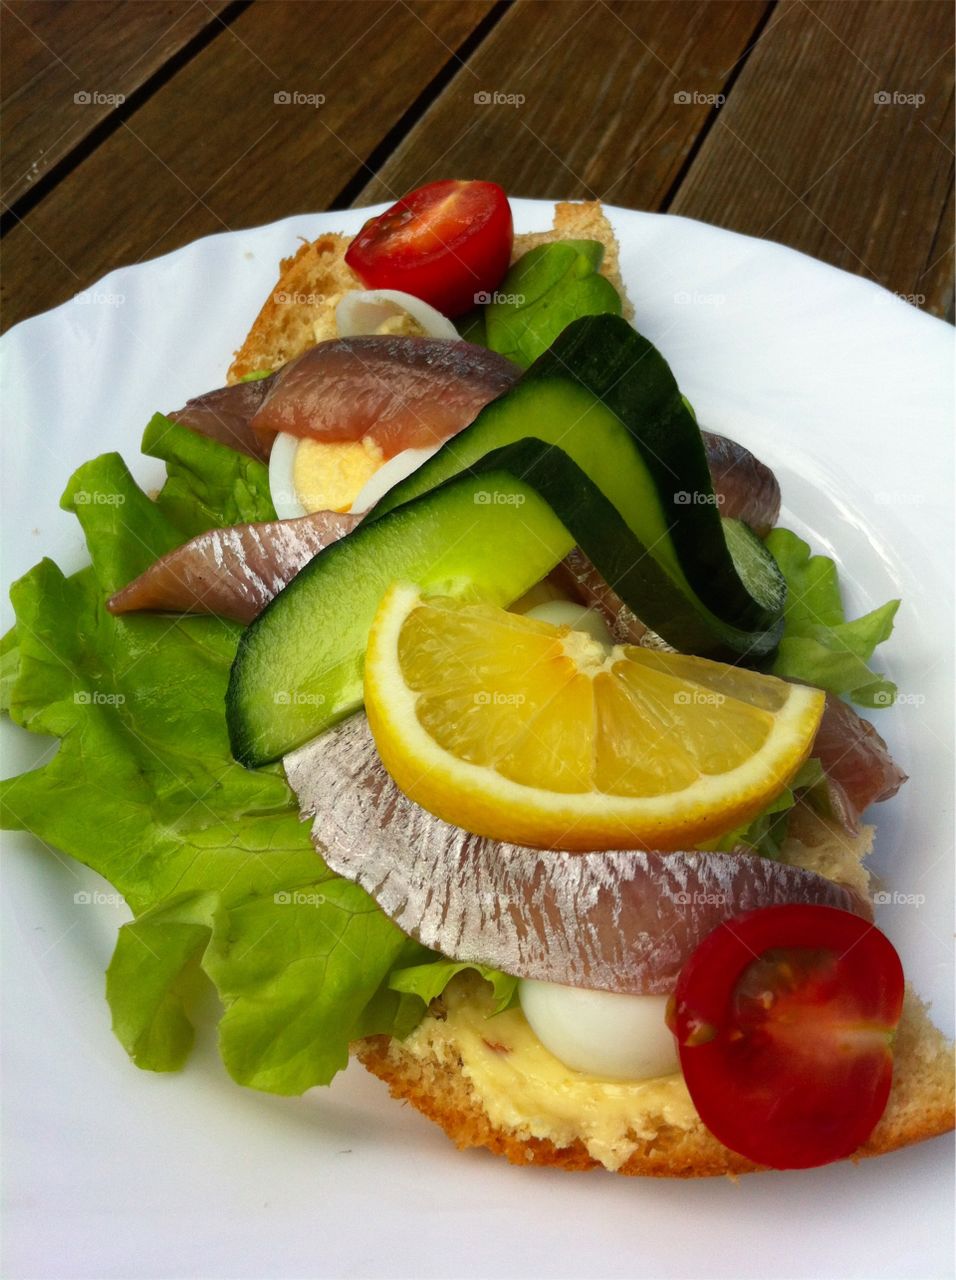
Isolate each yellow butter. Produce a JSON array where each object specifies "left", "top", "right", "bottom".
[{"left": 401, "top": 976, "right": 699, "bottom": 1171}]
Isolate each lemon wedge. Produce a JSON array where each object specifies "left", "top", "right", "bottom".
[{"left": 364, "top": 584, "right": 825, "bottom": 851}]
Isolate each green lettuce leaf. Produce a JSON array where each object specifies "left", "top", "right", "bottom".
[
  {"left": 107, "top": 881, "right": 429, "bottom": 1091},
  {"left": 389, "top": 959, "right": 519, "bottom": 1014},
  {"left": 142, "top": 412, "right": 276, "bottom": 534},
  {"left": 485, "top": 240, "right": 622, "bottom": 368},
  {"left": 766, "top": 527, "right": 899, "bottom": 707},
  {"left": 0, "top": 625, "right": 18, "bottom": 714},
  {"left": 0, "top": 422, "right": 460, "bottom": 1094},
  {"left": 709, "top": 758, "right": 826, "bottom": 859}
]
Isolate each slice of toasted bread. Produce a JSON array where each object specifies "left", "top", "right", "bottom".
[
  {"left": 227, "top": 201, "right": 632, "bottom": 383},
  {"left": 353, "top": 809, "right": 955, "bottom": 1177},
  {"left": 227, "top": 234, "right": 359, "bottom": 383}
]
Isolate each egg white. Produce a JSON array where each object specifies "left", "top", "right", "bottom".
[{"left": 519, "top": 981, "right": 679, "bottom": 1080}]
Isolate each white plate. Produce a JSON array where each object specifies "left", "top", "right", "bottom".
[{"left": 1, "top": 201, "right": 953, "bottom": 1280}]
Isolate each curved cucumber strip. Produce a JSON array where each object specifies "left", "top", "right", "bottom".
[
  {"left": 228, "top": 440, "right": 783, "bottom": 766},
  {"left": 369, "top": 313, "right": 782, "bottom": 632}
]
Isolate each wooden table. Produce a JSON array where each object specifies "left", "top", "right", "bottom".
[{"left": 2, "top": 0, "right": 953, "bottom": 332}]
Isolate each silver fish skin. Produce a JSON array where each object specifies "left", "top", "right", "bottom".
[
  {"left": 107, "top": 510, "right": 361, "bottom": 624},
  {"left": 284, "top": 715, "right": 870, "bottom": 996}
]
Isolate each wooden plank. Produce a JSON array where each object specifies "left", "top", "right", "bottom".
[
  {"left": 919, "top": 180, "right": 954, "bottom": 322},
  {"left": 356, "top": 0, "right": 771, "bottom": 207},
  {"left": 0, "top": 0, "right": 495, "bottom": 331},
  {"left": 669, "top": 0, "right": 955, "bottom": 316},
  {"left": 1, "top": 0, "right": 232, "bottom": 207}
]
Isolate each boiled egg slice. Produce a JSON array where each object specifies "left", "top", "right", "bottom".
[
  {"left": 269, "top": 432, "right": 445, "bottom": 520},
  {"left": 521, "top": 599, "right": 614, "bottom": 646},
  {"left": 268, "top": 432, "right": 382, "bottom": 519},
  {"left": 519, "top": 980, "right": 679, "bottom": 1080},
  {"left": 336, "top": 289, "right": 460, "bottom": 339}
]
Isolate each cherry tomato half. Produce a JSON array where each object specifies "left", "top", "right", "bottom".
[
  {"left": 667, "top": 904, "right": 904, "bottom": 1170},
  {"left": 345, "top": 180, "right": 513, "bottom": 318}
]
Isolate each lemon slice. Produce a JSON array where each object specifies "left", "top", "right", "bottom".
[{"left": 364, "top": 584, "right": 825, "bottom": 851}]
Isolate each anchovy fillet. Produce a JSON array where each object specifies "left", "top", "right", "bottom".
[
  {"left": 285, "top": 715, "right": 870, "bottom": 995},
  {"left": 107, "top": 511, "right": 360, "bottom": 623}
]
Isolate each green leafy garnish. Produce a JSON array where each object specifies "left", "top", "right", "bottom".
[
  {"left": 485, "top": 240, "right": 622, "bottom": 368},
  {"left": 709, "top": 758, "right": 826, "bottom": 858},
  {"left": 0, "top": 418, "right": 509, "bottom": 1094},
  {"left": 766, "top": 527, "right": 899, "bottom": 707},
  {"left": 390, "top": 960, "right": 519, "bottom": 1014}
]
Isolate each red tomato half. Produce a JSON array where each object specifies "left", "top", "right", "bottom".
[
  {"left": 345, "top": 180, "right": 513, "bottom": 317},
  {"left": 667, "top": 904, "right": 904, "bottom": 1170}
]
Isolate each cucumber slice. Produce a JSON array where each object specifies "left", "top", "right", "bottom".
[
  {"left": 370, "top": 314, "right": 779, "bottom": 633},
  {"left": 228, "top": 467, "right": 573, "bottom": 765},
  {"left": 228, "top": 439, "right": 783, "bottom": 766}
]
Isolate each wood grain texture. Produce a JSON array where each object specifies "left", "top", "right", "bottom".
[
  {"left": 0, "top": 0, "right": 495, "bottom": 331},
  {"left": 356, "top": 0, "right": 770, "bottom": 208},
  {"left": 1, "top": 0, "right": 232, "bottom": 207},
  {"left": 669, "top": 0, "right": 955, "bottom": 315}
]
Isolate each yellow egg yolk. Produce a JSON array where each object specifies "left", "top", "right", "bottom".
[{"left": 292, "top": 436, "right": 385, "bottom": 513}]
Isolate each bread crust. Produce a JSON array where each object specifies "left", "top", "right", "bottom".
[{"left": 354, "top": 986, "right": 954, "bottom": 1179}]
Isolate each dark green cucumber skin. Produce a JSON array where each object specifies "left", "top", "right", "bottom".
[
  {"left": 227, "top": 440, "right": 783, "bottom": 766},
  {"left": 368, "top": 314, "right": 783, "bottom": 631}
]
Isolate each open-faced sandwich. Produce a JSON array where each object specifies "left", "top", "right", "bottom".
[{"left": 3, "top": 181, "right": 953, "bottom": 1178}]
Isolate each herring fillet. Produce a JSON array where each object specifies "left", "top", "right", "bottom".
[
  {"left": 814, "top": 693, "right": 908, "bottom": 833},
  {"left": 284, "top": 715, "right": 870, "bottom": 995},
  {"left": 702, "top": 430, "right": 780, "bottom": 538},
  {"left": 107, "top": 511, "right": 361, "bottom": 624}
]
